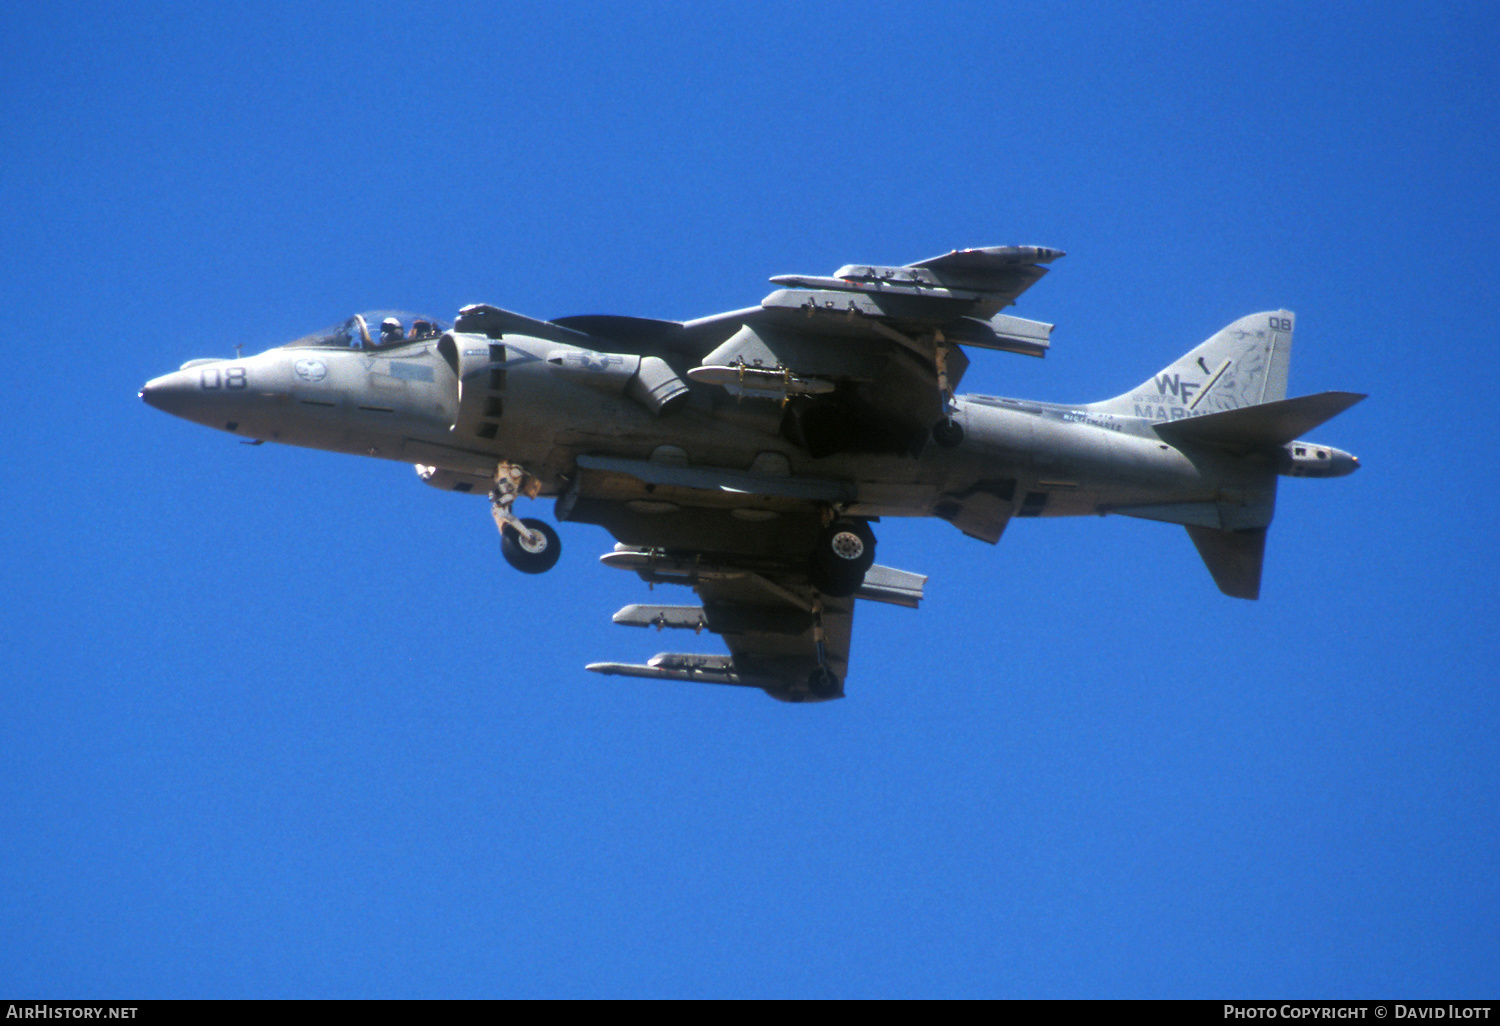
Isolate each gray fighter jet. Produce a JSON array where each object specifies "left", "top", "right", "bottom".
[{"left": 141, "top": 247, "right": 1363, "bottom": 702}]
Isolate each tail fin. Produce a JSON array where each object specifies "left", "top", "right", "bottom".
[
  {"left": 1101, "top": 310, "right": 1301, "bottom": 601},
  {"left": 1088, "top": 311, "right": 1295, "bottom": 421}
]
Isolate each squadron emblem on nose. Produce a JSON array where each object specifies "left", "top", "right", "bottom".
[{"left": 295, "top": 359, "right": 328, "bottom": 383}]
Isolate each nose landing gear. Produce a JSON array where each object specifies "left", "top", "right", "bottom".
[
  {"left": 490, "top": 461, "right": 562, "bottom": 573},
  {"left": 502, "top": 518, "right": 561, "bottom": 574}
]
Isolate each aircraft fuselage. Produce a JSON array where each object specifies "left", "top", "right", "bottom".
[{"left": 142, "top": 335, "right": 1270, "bottom": 524}]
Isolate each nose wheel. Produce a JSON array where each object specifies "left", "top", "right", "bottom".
[
  {"left": 502, "top": 517, "right": 561, "bottom": 574},
  {"left": 490, "top": 461, "right": 562, "bottom": 574}
]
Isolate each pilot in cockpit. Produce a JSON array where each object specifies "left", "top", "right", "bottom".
[{"left": 380, "top": 317, "right": 405, "bottom": 344}]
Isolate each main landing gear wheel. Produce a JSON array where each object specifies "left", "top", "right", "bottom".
[
  {"left": 810, "top": 518, "right": 876, "bottom": 597},
  {"left": 501, "top": 517, "right": 561, "bottom": 574}
]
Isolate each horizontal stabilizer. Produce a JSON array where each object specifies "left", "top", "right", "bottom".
[
  {"left": 1156, "top": 391, "right": 1366, "bottom": 447},
  {"left": 1186, "top": 525, "right": 1267, "bottom": 600}
]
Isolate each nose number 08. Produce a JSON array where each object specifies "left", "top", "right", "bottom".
[{"left": 200, "top": 367, "right": 248, "bottom": 390}]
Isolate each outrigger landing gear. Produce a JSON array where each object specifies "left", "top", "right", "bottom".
[
  {"left": 806, "top": 666, "right": 841, "bottom": 700},
  {"left": 932, "top": 417, "right": 964, "bottom": 448},
  {"left": 490, "top": 462, "right": 561, "bottom": 574},
  {"left": 805, "top": 599, "right": 843, "bottom": 700}
]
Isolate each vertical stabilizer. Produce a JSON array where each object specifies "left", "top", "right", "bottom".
[{"left": 1089, "top": 311, "right": 1295, "bottom": 421}]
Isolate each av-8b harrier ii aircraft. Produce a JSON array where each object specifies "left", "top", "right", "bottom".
[{"left": 141, "top": 247, "right": 1363, "bottom": 702}]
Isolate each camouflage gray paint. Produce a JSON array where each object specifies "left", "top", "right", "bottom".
[{"left": 141, "top": 249, "right": 1363, "bottom": 702}]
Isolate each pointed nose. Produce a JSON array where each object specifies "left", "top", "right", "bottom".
[{"left": 140, "top": 370, "right": 194, "bottom": 415}]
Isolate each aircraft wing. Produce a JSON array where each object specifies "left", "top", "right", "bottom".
[
  {"left": 674, "top": 245, "right": 1063, "bottom": 354},
  {"left": 565, "top": 462, "right": 925, "bottom": 702},
  {"left": 544, "top": 250, "right": 1048, "bottom": 697},
  {"left": 587, "top": 545, "right": 925, "bottom": 703},
  {"left": 585, "top": 551, "right": 853, "bottom": 701},
  {"left": 549, "top": 246, "right": 1063, "bottom": 459}
]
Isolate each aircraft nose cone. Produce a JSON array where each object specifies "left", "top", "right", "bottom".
[
  {"left": 140, "top": 371, "right": 190, "bottom": 414},
  {"left": 140, "top": 366, "right": 229, "bottom": 426}
]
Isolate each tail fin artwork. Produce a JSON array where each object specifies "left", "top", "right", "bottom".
[
  {"left": 1087, "top": 310, "right": 1295, "bottom": 421},
  {"left": 1095, "top": 311, "right": 1365, "bottom": 600}
]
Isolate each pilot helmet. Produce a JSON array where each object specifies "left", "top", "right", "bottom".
[{"left": 380, "top": 317, "right": 403, "bottom": 338}]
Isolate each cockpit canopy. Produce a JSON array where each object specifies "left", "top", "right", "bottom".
[{"left": 282, "top": 311, "right": 453, "bottom": 351}]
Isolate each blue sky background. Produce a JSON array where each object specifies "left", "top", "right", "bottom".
[{"left": 3, "top": 1, "right": 1497, "bottom": 998}]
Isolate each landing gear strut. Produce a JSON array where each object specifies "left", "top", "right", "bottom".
[
  {"left": 805, "top": 599, "right": 842, "bottom": 700},
  {"left": 932, "top": 331, "right": 964, "bottom": 450},
  {"left": 490, "top": 462, "right": 561, "bottom": 574}
]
